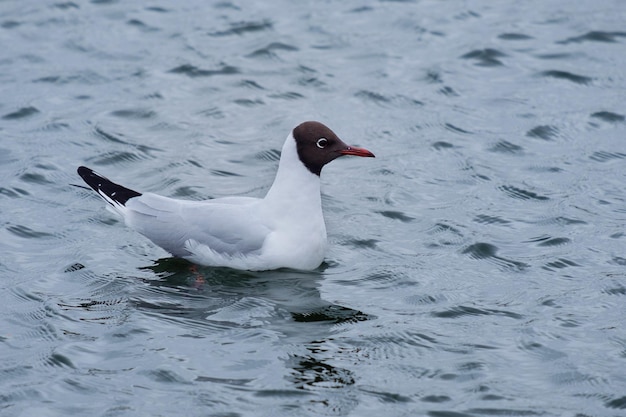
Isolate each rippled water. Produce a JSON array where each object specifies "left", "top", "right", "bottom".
[{"left": 2, "top": 0, "right": 626, "bottom": 416}]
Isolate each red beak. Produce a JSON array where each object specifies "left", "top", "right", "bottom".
[{"left": 340, "top": 146, "right": 375, "bottom": 158}]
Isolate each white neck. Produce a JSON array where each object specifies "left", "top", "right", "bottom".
[
  {"left": 259, "top": 132, "right": 327, "bottom": 270},
  {"left": 264, "top": 132, "right": 322, "bottom": 209}
]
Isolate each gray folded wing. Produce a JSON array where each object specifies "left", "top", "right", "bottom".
[{"left": 124, "top": 193, "right": 270, "bottom": 258}]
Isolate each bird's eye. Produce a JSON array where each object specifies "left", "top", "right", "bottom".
[{"left": 316, "top": 138, "right": 328, "bottom": 149}]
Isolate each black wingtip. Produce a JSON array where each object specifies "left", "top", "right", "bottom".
[{"left": 77, "top": 166, "right": 142, "bottom": 206}]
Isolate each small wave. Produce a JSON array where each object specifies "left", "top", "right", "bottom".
[
  {"left": 343, "top": 238, "right": 379, "bottom": 249},
  {"left": 238, "top": 79, "right": 264, "bottom": 90},
  {"left": 0, "top": 187, "right": 29, "bottom": 198},
  {"left": 354, "top": 90, "right": 423, "bottom": 108},
  {"left": 404, "top": 293, "right": 447, "bottom": 305},
  {"left": 489, "top": 140, "right": 524, "bottom": 154},
  {"left": 467, "top": 407, "right": 544, "bottom": 416},
  {"left": 377, "top": 210, "right": 415, "bottom": 223},
  {"left": 168, "top": 63, "right": 239, "bottom": 78},
  {"left": 288, "top": 353, "right": 355, "bottom": 390},
  {"left": 519, "top": 340, "right": 567, "bottom": 360},
  {"left": 357, "top": 330, "right": 439, "bottom": 363},
  {"left": 473, "top": 214, "right": 511, "bottom": 225},
  {"left": 461, "top": 48, "right": 507, "bottom": 66},
  {"left": 2, "top": 106, "right": 39, "bottom": 120},
  {"left": 254, "top": 149, "right": 281, "bottom": 161},
  {"left": 539, "top": 70, "right": 592, "bottom": 85},
  {"left": 110, "top": 108, "right": 156, "bottom": 120},
  {"left": 498, "top": 33, "right": 533, "bottom": 40},
  {"left": 602, "top": 284, "right": 626, "bottom": 296},
  {"left": 37, "top": 121, "right": 71, "bottom": 131},
  {"left": 439, "top": 86, "right": 459, "bottom": 96},
  {"left": 426, "top": 222, "right": 466, "bottom": 248},
  {"left": 589, "top": 151, "right": 626, "bottom": 162},
  {"left": 209, "top": 169, "right": 243, "bottom": 177},
  {"left": 499, "top": 185, "right": 549, "bottom": 201},
  {"left": 605, "top": 396, "right": 626, "bottom": 409},
  {"left": 190, "top": 109, "right": 222, "bottom": 123},
  {"left": 145, "top": 6, "right": 169, "bottom": 12},
  {"left": 444, "top": 123, "right": 473, "bottom": 135},
  {"left": 126, "top": 19, "right": 159, "bottom": 32},
  {"left": 268, "top": 91, "right": 305, "bottom": 100},
  {"left": 297, "top": 76, "right": 326, "bottom": 88},
  {"left": 535, "top": 52, "right": 577, "bottom": 60},
  {"left": 171, "top": 185, "right": 201, "bottom": 198},
  {"left": 526, "top": 125, "right": 559, "bottom": 140},
  {"left": 462, "top": 242, "right": 530, "bottom": 271},
  {"left": 542, "top": 258, "right": 580, "bottom": 271},
  {"left": 63, "top": 263, "right": 85, "bottom": 273},
  {"left": 526, "top": 236, "right": 571, "bottom": 247},
  {"left": 209, "top": 20, "right": 273, "bottom": 37},
  {"left": 431, "top": 305, "right": 523, "bottom": 320},
  {"left": 86, "top": 150, "right": 149, "bottom": 166},
  {"left": 45, "top": 352, "right": 75, "bottom": 368},
  {"left": 431, "top": 141, "right": 455, "bottom": 150},
  {"left": 537, "top": 237, "right": 571, "bottom": 247},
  {"left": 558, "top": 31, "right": 626, "bottom": 44},
  {"left": 195, "top": 375, "right": 253, "bottom": 386},
  {"left": 421, "top": 395, "right": 452, "bottom": 403},
  {"left": 33, "top": 72, "right": 106, "bottom": 85},
  {"left": 1, "top": 20, "right": 20, "bottom": 29},
  {"left": 292, "top": 305, "right": 371, "bottom": 324},
  {"left": 233, "top": 98, "right": 264, "bottom": 107},
  {"left": 20, "top": 172, "right": 53, "bottom": 185},
  {"left": 342, "top": 269, "right": 405, "bottom": 290},
  {"left": 552, "top": 217, "right": 587, "bottom": 226},
  {"left": 92, "top": 126, "right": 128, "bottom": 145},
  {"left": 246, "top": 42, "right": 298, "bottom": 59},
  {"left": 590, "top": 111, "right": 625, "bottom": 123},
  {"left": 6, "top": 224, "right": 54, "bottom": 239},
  {"left": 610, "top": 256, "right": 626, "bottom": 266}
]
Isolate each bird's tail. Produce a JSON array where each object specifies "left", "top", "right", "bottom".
[{"left": 77, "top": 166, "right": 142, "bottom": 209}]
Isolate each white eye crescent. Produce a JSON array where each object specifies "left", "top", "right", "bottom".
[{"left": 316, "top": 138, "right": 328, "bottom": 149}]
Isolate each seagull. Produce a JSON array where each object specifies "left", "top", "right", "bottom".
[{"left": 77, "top": 121, "right": 375, "bottom": 271}]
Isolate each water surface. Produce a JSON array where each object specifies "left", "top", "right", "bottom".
[{"left": 1, "top": 0, "right": 626, "bottom": 416}]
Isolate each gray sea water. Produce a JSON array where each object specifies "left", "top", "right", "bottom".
[{"left": 2, "top": 0, "right": 626, "bottom": 416}]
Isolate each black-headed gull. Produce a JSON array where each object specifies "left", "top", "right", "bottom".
[{"left": 78, "top": 121, "right": 374, "bottom": 271}]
